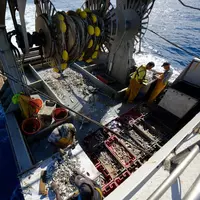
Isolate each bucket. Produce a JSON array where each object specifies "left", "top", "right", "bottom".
[
  {"left": 22, "top": 118, "right": 41, "bottom": 135},
  {"left": 52, "top": 108, "right": 69, "bottom": 122},
  {"left": 29, "top": 98, "right": 43, "bottom": 114}
]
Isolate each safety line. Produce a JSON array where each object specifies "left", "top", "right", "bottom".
[{"left": 147, "top": 29, "right": 200, "bottom": 59}]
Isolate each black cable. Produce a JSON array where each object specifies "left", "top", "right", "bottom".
[
  {"left": 7, "top": 31, "right": 21, "bottom": 58},
  {"left": 177, "top": 0, "right": 200, "bottom": 11},
  {"left": 147, "top": 28, "right": 200, "bottom": 59}
]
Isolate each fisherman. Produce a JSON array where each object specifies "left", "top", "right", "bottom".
[
  {"left": 148, "top": 62, "right": 173, "bottom": 103},
  {"left": 48, "top": 123, "right": 76, "bottom": 149},
  {"left": 51, "top": 170, "right": 103, "bottom": 200},
  {"left": 125, "top": 62, "right": 155, "bottom": 103}
]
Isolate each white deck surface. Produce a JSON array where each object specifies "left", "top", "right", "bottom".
[{"left": 132, "top": 133, "right": 200, "bottom": 200}]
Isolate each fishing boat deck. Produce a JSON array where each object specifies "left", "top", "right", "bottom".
[
  {"left": 5, "top": 59, "right": 200, "bottom": 200},
  {"left": 23, "top": 64, "right": 135, "bottom": 161},
  {"left": 6, "top": 63, "right": 135, "bottom": 168},
  {"left": 107, "top": 121, "right": 200, "bottom": 200}
]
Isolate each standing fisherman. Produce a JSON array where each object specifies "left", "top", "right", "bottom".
[
  {"left": 125, "top": 62, "right": 155, "bottom": 103},
  {"left": 148, "top": 62, "right": 173, "bottom": 103}
]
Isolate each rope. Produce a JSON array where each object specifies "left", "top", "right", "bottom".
[
  {"left": 177, "top": 0, "right": 200, "bottom": 11},
  {"left": 49, "top": 6, "right": 106, "bottom": 72},
  {"left": 147, "top": 29, "right": 200, "bottom": 59}
]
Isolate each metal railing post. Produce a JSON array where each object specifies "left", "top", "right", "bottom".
[
  {"left": 147, "top": 145, "right": 200, "bottom": 200},
  {"left": 183, "top": 174, "right": 200, "bottom": 200}
]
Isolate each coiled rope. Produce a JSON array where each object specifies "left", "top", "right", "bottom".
[{"left": 49, "top": 8, "right": 105, "bottom": 73}]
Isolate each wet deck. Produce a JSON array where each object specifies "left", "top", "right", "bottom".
[{"left": 22, "top": 64, "right": 134, "bottom": 164}]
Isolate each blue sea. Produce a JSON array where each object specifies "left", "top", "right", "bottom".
[{"left": 1, "top": 0, "right": 200, "bottom": 199}]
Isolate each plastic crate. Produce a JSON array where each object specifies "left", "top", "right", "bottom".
[
  {"left": 96, "top": 163, "right": 112, "bottom": 182},
  {"left": 102, "top": 181, "right": 117, "bottom": 197},
  {"left": 127, "top": 160, "right": 143, "bottom": 173},
  {"left": 115, "top": 170, "right": 131, "bottom": 185},
  {"left": 83, "top": 129, "right": 108, "bottom": 152},
  {"left": 116, "top": 112, "right": 142, "bottom": 127},
  {"left": 90, "top": 154, "right": 101, "bottom": 166},
  {"left": 104, "top": 108, "right": 142, "bottom": 134},
  {"left": 105, "top": 136, "right": 136, "bottom": 168}
]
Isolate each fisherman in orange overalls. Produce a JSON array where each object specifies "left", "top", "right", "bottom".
[
  {"left": 148, "top": 62, "right": 173, "bottom": 103},
  {"left": 125, "top": 62, "right": 155, "bottom": 103}
]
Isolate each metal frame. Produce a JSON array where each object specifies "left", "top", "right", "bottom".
[
  {"left": 0, "top": 26, "right": 25, "bottom": 94},
  {"left": 147, "top": 145, "right": 199, "bottom": 200}
]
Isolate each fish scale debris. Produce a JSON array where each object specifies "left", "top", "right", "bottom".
[{"left": 46, "top": 155, "right": 81, "bottom": 200}]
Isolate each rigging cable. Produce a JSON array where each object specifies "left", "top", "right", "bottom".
[
  {"left": 177, "top": 0, "right": 200, "bottom": 11},
  {"left": 147, "top": 28, "right": 200, "bottom": 59}
]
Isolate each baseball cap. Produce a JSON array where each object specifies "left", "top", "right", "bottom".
[
  {"left": 162, "top": 62, "right": 170, "bottom": 67},
  {"left": 74, "top": 175, "right": 93, "bottom": 200}
]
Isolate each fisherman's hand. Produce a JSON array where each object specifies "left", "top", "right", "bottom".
[
  {"left": 72, "top": 169, "right": 82, "bottom": 176},
  {"left": 51, "top": 182, "right": 63, "bottom": 200},
  {"left": 51, "top": 182, "right": 59, "bottom": 192},
  {"left": 155, "top": 74, "right": 162, "bottom": 79}
]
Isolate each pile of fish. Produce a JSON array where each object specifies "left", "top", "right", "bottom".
[
  {"left": 39, "top": 67, "right": 117, "bottom": 130},
  {"left": 46, "top": 154, "right": 81, "bottom": 200},
  {"left": 111, "top": 141, "right": 132, "bottom": 165},
  {"left": 129, "top": 129, "right": 152, "bottom": 151},
  {"left": 122, "top": 140, "right": 141, "bottom": 156},
  {"left": 99, "top": 150, "right": 123, "bottom": 178},
  {"left": 39, "top": 68, "right": 94, "bottom": 102}
]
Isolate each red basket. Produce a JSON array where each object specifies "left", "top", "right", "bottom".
[
  {"left": 102, "top": 181, "right": 117, "bottom": 197},
  {"left": 105, "top": 136, "right": 136, "bottom": 168},
  {"left": 115, "top": 171, "right": 131, "bottom": 185}
]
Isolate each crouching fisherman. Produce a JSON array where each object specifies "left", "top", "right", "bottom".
[
  {"left": 48, "top": 123, "right": 76, "bottom": 148},
  {"left": 51, "top": 170, "right": 103, "bottom": 200}
]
